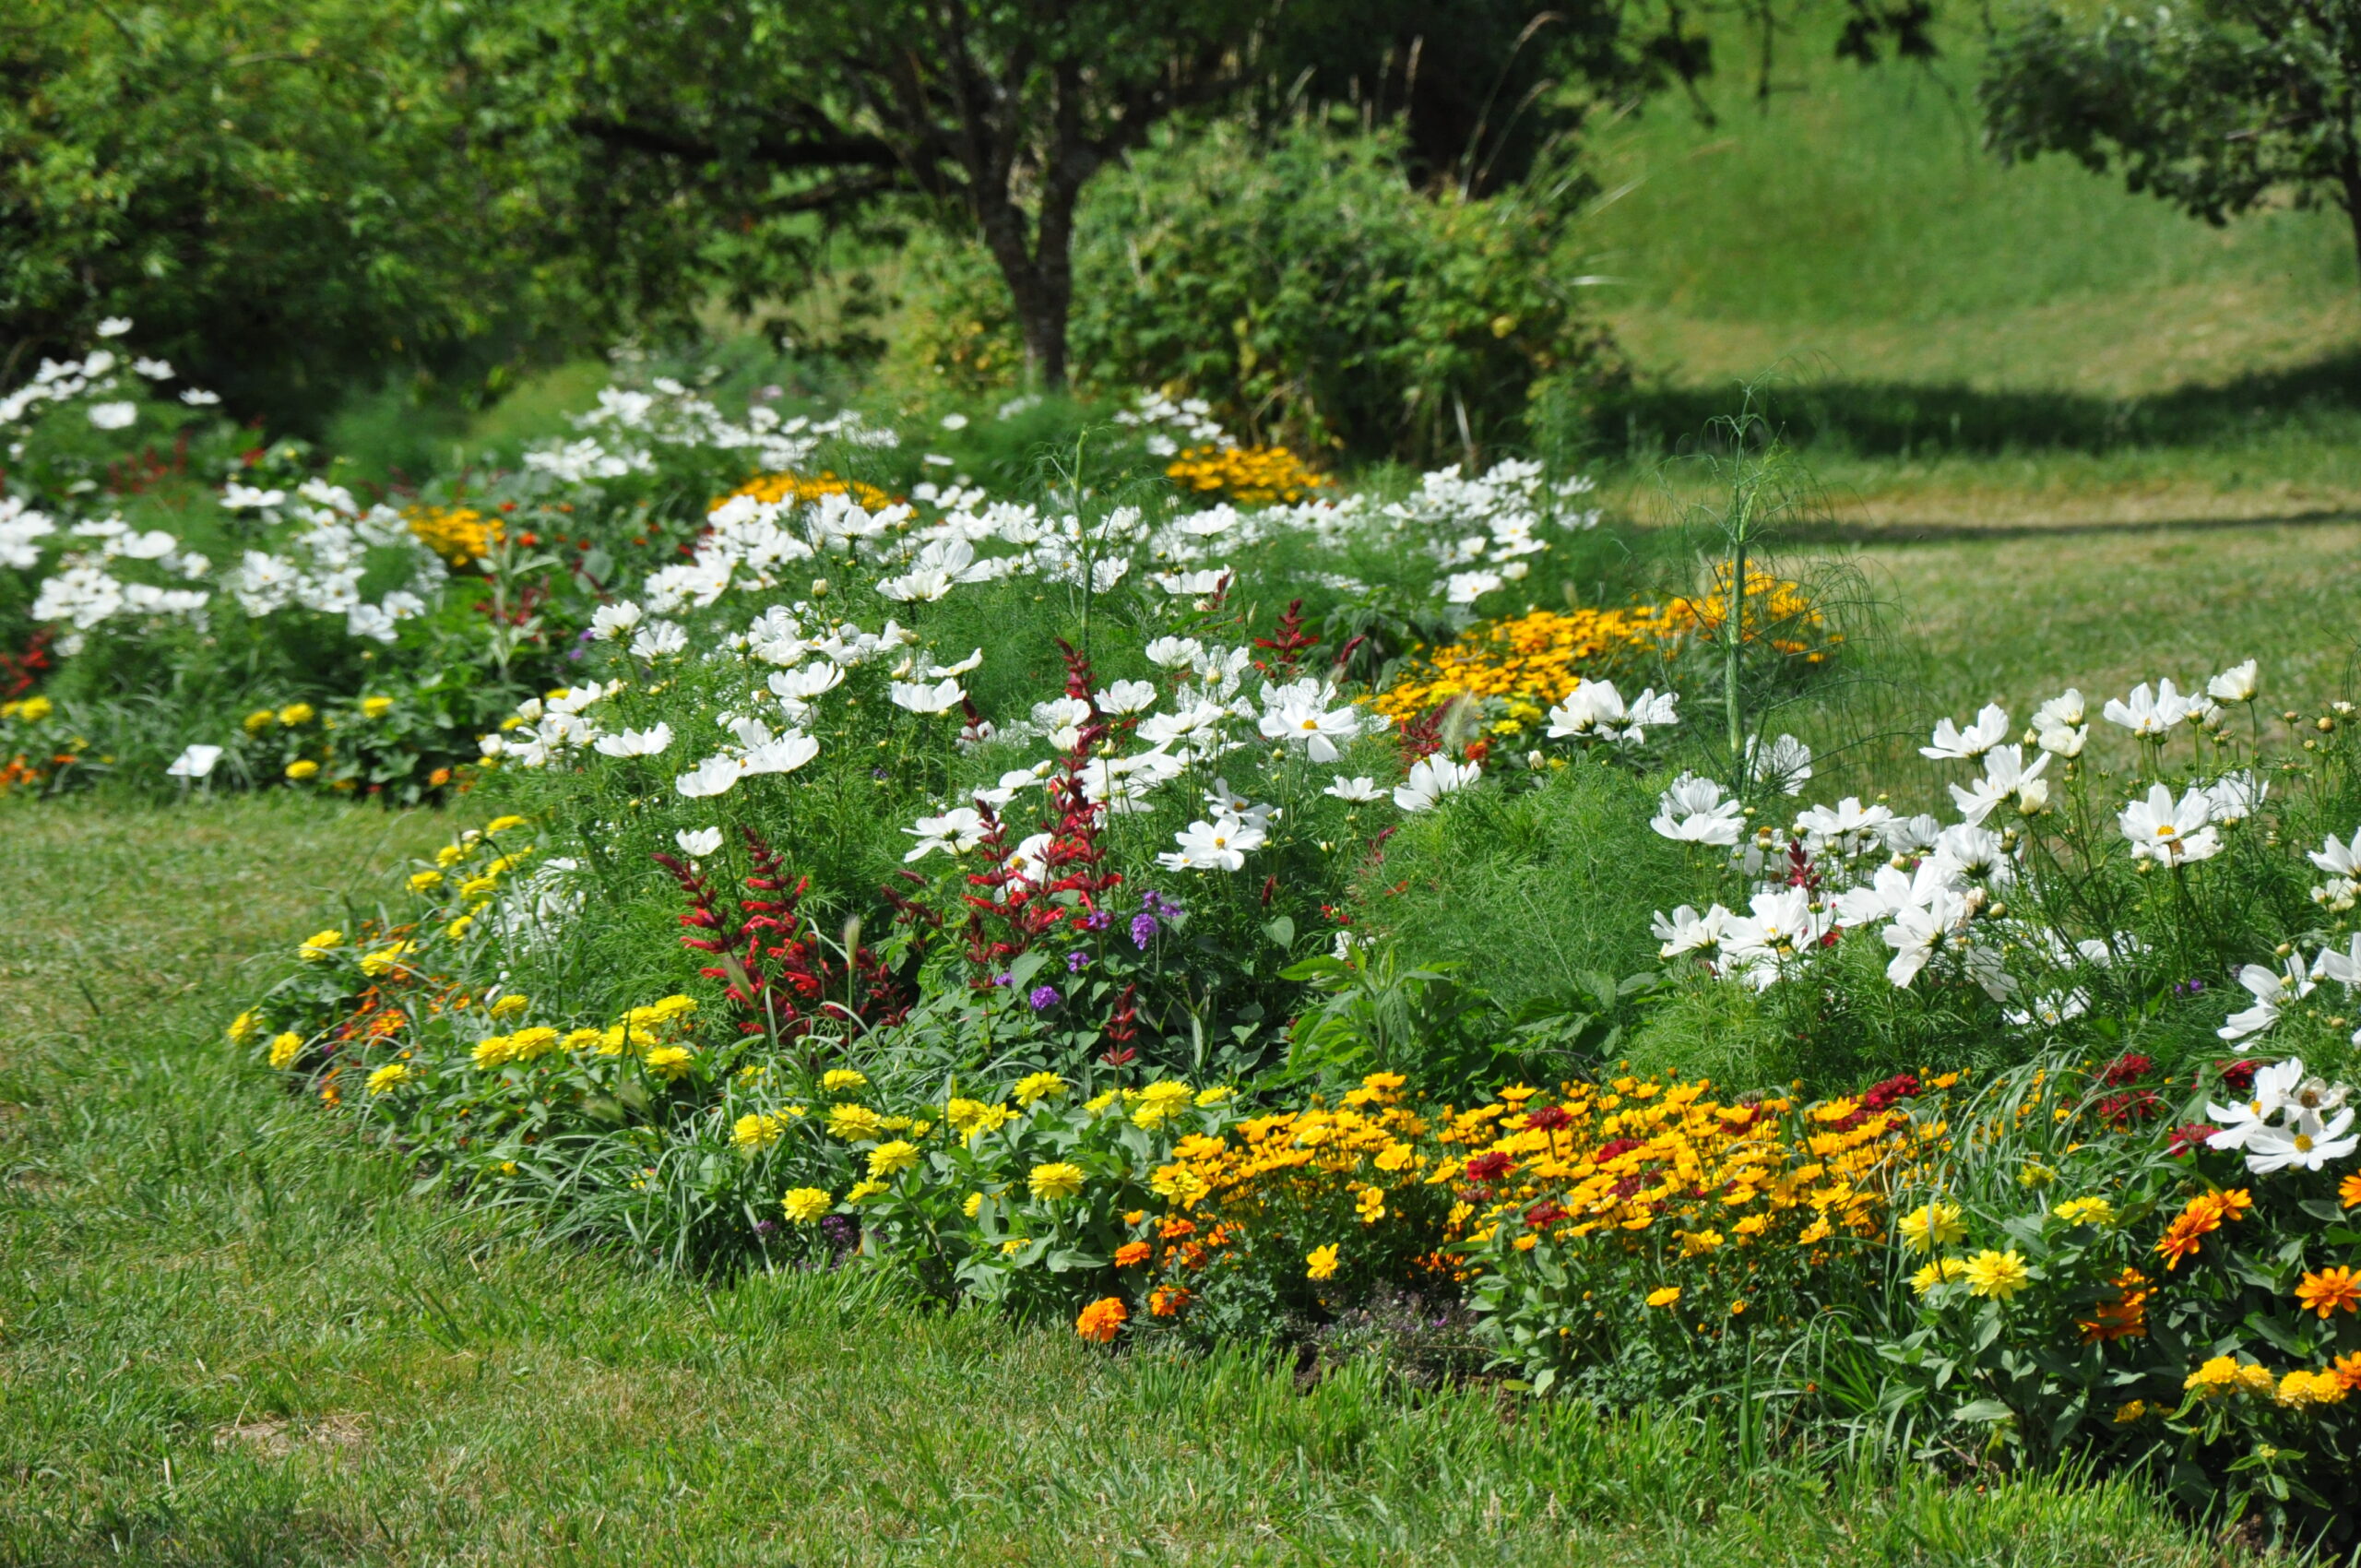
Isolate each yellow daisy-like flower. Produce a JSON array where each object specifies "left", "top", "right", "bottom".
[
  {"left": 780, "top": 1187, "right": 833, "bottom": 1223},
  {"left": 845, "top": 1179, "right": 888, "bottom": 1203},
  {"left": 1908, "top": 1257, "right": 1970, "bottom": 1294},
  {"left": 357, "top": 943, "right": 412, "bottom": 978},
  {"left": 445, "top": 914, "right": 475, "bottom": 941},
  {"left": 488, "top": 993, "right": 530, "bottom": 1021},
  {"left": 963, "top": 1192, "right": 984, "bottom": 1218},
  {"left": 825, "top": 1104, "right": 886, "bottom": 1142},
  {"left": 366, "top": 1063, "right": 411, "bottom": 1095},
  {"left": 277, "top": 702, "right": 315, "bottom": 727},
  {"left": 243, "top": 707, "right": 276, "bottom": 733},
  {"left": 1897, "top": 1201, "right": 1965, "bottom": 1253},
  {"left": 472, "top": 1036, "right": 516, "bottom": 1070},
  {"left": 267, "top": 1032, "right": 304, "bottom": 1071},
  {"left": 732, "top": 1113, "right": 785, "bottom": 1151},
  {"left": 1962, "top": 1249, "right": 2032, "bottom": 1301},
  {"left": 284, "top": 759, "right": 319, "bottom": 781},
  {"left": 1305, "top": 1244, "right": 1341, "bottom": 1281},
  {"left": 2052, "top": 1196, "right": 2117, "bottom": 1227},
  {"left": 483, "top": 814, "right": 528, "bottom": 834},
  {"left": 643, "top": 1045, "right": 694, "bottom": 1080},
  {"left": 408, "top": 870, "right": 444, "bottom": 893},
  {"left": 1645, "top": 1286, "right": 1682, "bottom": 1309},
  {"left": 361, "top": 695, "right": 394, "bottom": 719},
  {"left": 823, "top": 1068, "right": 870, "bottom": 1094},
  {"left": 1011, "top": 1071, "right": 1066, "bottom": 1106},
  {"left": 296, "top": 929, "right": 343, "bottom": 962},
  {"left": 1027, "top": 1161, "right": 1085, "bottom": 1200},
  {"left": 867, "top": 1140, "right": 920, "bottom": 1178},
  {"left": 227, "top": 1010, "right": 264, "bottom": 1045},
  {"left": 507, "top": 1027, "right": 560, "bottom": 1061}
]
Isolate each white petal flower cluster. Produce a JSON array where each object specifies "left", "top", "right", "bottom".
[{"left": 2205, "top": 1058, "right": 2357, "bottom": 1173}]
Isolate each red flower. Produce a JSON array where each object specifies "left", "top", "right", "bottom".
[
  {"left": 1463, "top": 1151, "right": 1514, "bottom": 1183},
  {"left": 2102, "top": 1053, "right": 2154, "bottom": 1087},
  {"left": 2165, "top": 1122, "right": 2217, "bottom": 1158}
]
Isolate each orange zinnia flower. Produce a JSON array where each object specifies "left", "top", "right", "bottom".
[
  {"left": 2154, "top": 1190, "right": 2244, "bottom": 1270},
  {"left": 2296, "top": 1266, "right": 2361, "bottom": 1319},
  {"left": 2340, "top": 1172, "right": 2361, "bottom": 1210},
  {"left": 1113, "top": 1241, "right": 1151, "bottom": 1268},
  {"left": 2078, "top": 1267, "right": 2153, "bottom": 1343}
]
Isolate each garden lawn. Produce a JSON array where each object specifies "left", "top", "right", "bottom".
[{"left": 0, "top": 793, "right": 2253, "bottom": 1565}]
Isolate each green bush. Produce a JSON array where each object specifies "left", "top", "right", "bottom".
[{"left": 898, "top": 118, "right": 1619, "bottom": 464}]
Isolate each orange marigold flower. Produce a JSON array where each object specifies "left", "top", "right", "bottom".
[
  {"left": 1149, "top": 1286, "right": 1192, "bottom": 1318},
  {"left": 2078, "top": 1267, "right": 2152, "bottom": 1343},
  {"left": 2296, "top": 1266, "right": 2361, "bottom": 1320},
  {"left": 2340, "top": 1172, "right": 2361, "bottom": 1210},
  {"left": 1113, "top": 1241, "right": 1152, "bottom": 1268},
  {"left": 1075, "top": 1297, "right": 1128, "bottom": 1343},
  {"left": 1157, "top": 1217, "right": 1197, "bottom": 1241},
  {"left": 2336, "top": 1352, "right": 2361, "bottom": 1394}
]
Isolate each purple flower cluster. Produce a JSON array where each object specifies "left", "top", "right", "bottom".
[
  {"left": 1028, "top": 984, "right": 1062, "bottom": 1011},
  {"left": 1065, "top": 950, "right": 1090, "bottom": 973},
  {"left": 1133, "top": 889, "right": 1185, "bottom": 948}
]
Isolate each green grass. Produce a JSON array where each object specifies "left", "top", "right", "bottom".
[
  {"left": 0, "top": 790, "right": 2267, "bottom": 1564},
  {"left": 1578, "top": 9, "right": 2361, "bottom": 526}
]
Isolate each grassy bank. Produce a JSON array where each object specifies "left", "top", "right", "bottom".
[{"left": 0, "top": 793, "right": 2262, "bottom": 1565}]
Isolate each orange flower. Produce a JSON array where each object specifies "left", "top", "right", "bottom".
[
  {"left": 2296, "top": 1267, "right": 2361, "bottom": 1320},
  {"left": 1157, "top": 1217, "right": 1197, "bottom": 1241},
  {"left": 2336, "top": 1352, "right": 2361, "bottom": 1395},
  {"left": 1113, "top": 1241, "right": 1152, "bottom": 1268},
  {"left": 1149, "top": 1286, "right": 1192, "bottom": 1318},
  {"left": 1075, "top": 1297, "right": 1128, "bottom": 1343},
  {"left": 2077, "top": 1267, "right": 2152, "bottom": 1343},
  {"left": 2154, "top": 1190, "right": 2244, "bottom": 1271},
  {"left": 2340, "top": 1172, "right": 2361, "bottom": 1210}
]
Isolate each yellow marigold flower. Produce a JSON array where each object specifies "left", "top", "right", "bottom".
[
  {"left": 2052, "top": 1196, "right": 2116, "bottom": 1227},
  {"left": 277, "top": 703, "right": 315, "bottom": 727},
  {"left": 1151, "top": 1163, "right": 1208, "bottom": 1205},
  {"left": 1306, "top": 1244, "right": 1342, "bottom": 1281},
  {"left": 227, "top": 1010, "right": 264, "bottom": 1045},
  {"left": 243, "top": 707, "right": 276, "bottom": 733},
  {"left": 643, "top": 1045, "right": 693, "bottom": 1080},
  {"left": 867, "top": 1140, "right": 919, "bottom": 1177},
  {"left": 2276, "top": 1369, "right": 2344, "bottom": 1408},
  {"left": 445, "top": 915, "right": 475, "bottom": 941},
  {"left": 487, "top": 993, "right": 529, "bottom": 1021},
  {"left": 845, "top": 1179, "right": 887, "bottom": 1202},
  {"left": 1012, "top": 1071, "right": 1065, "bottom": 1106},
  {"left": 823, "top": 1068, "right": 870, "bottom": 1094},
  {"left": 1085, "top": 1089, "right": 1120, "bottom": 1115},
  {"left": 507, "top": 1026, "right": 560, "bottom": 1060},
  {"left": 963, "top": 1192, "right": 984, "bottom": 1218},
  {"left": 1646, "top": 1286, "right": 1682, "bottom": 1308},
  {"left": 2296, "top": 1266, "right": 2361, "bottom": 1319},
  {"left": 1194, "top": 1086, "right": 1232, "bottom": 1107},
  {"left": 297, "top": 929, "right": 343, "bottom": 961},
  {"left": 267, "top": 1032, "right": 304, "bottom": 1071},
  {"left": 472, "top": 1035, "right": 516, "bottom": 1069},
  {"left": 2113, "top": 1400, "right": 2149, "bottom": 1424},
  {"left": 2017, "top": 1160, "right": 2057, "bottom": 1188},
  {"left": 1963, "top": 1249, "right": 2032, "bottom": 1301},
  {"left": 408, "top": 870, "right": 445, "bottom": 893},
  {"left": 648, "top": 994, "right": 697, "bottom": 1019},
  {"left": 366, "top": 1062, "right": 411, "bottom": 1095},
  {"left": 781, "top": 1187, "right": 832, "bottom": 1222},
  {"left": 2184, "top": 1357, "right": 2242, "bottom": 1396},
  {"left": 1897, "top": 1202, "right": 1965, "bottom": 1253},
  {"left": 361, "top": 695, "right": 394, "bottom": 719},
  {"left": 563, "top": 1028, "right": 605, "bottom": 1051},
  {"left": 1028, "top": 1161, "right": 1085, "bottom": 1200},
  {"left": 945, "top": 1098, "right": 993, "bottom": 1134},
  {"left": 1075, "top": 1296, "right": 1128, "bottom": 1343},
  {"left": 484, "top": 814, "right": 528, "bottom": 834}
]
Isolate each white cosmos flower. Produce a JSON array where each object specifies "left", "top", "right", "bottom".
[
  {"left": 181, "top": 388, "right": 221, "bottom": 406},
  {"left": 1096, "top": 679, "right": 1158, "bottom": 714},
  {"left": 631, "top": 621, "right": 687, "bottom": 659},
  {"left": 769, "top": 663, "right": 845, "bottom": 704},
  {"left": 96, "top": 316, "right": 133, "bottom": 338},
  {"left": 1651, "top": 773, "right": 1744, "bottom": 845},
  {"left": 2102, "top": 680, "right": 2196, "bottom": 736},
  {"left": 742, "top": 731, "right": 820, "bottom": 776},
  {"left": 589, "top": 601, "right": 644, "bottom": 640},
  {"left": 1136, "top": 702, "right": 1227, "bottom": 748},
  {"left": 890, "top": 678, "right": 966, "bottom": 716},
  {"left": 1259, "top": 698, "right": 1364, "bottom": 764},
  {"left": 903, "top": 807, "right": 987, "bottom": 861},
  {"left": 593, "top": 723, "right": 674, "bottom": 758},
  {"left": 1832, "top": 860, "right": 1955, "bottom": 929},
  {"left": 2205, "top": 770, "right": 2266, "bottom": 825},
  {"left": 926, "top": 648, "right": 986, "bottom": 678},
  {"left": 1949, "top": 744, "right": 2051, "bottom": 825},
  {"left": 88, "top": 401, "right": 137, "bottom": 431},
  {"left": 2216, "top": 958, "right": 2313, "bottom": 1043},
  {"left": 1794, "top": 796, "right": 1895, "bottom": 856},
  {"left": 676, "top": 827, "right": 724, "bottom": 857},
  {"left": 1932, "top": 823, "right": 2011, "bottom": 885},
  {"left": 1881, "top": 884, "right": 1973, "bottom": 989},
  {"left": 1144, "top": 636, "right": 1204, "bottom": 669},
  {"left": 2033, "top": 689, "right": 2086, "bottom": 731},
  {"left": 675, "top": 755, "right": 742, "bottom": 798},
  {"left": 1393, "top": 755, "right": 1479, "bottom": 813},
  {"left": 1921, "top": 704, "right": 2011, "bottom": 760},
  {"left": 1880, "top": 813, "right": 1943, "bottom": 855},
  {"left": 1747, "top": 733, "right": 1813, "bottom": 796},
  {"left": 1324, "top": 775, "right": 1382, "bottom": 802},
  {"left": 1154, "top": 567, "right": 1232, "bottom": 596},
  {"left": 1157, "top": 814, "right": 1267, "bottom": 872},
  {"left": 2035, "top": 721, "right": 2087, "bottom": 757},
  {"left": 1652, "top": 903, "right": 1730, "bottom": 959},
  {"left": 2207, "top": 659, "right": 2260, "bottom": 702},
  {"left": 2308, "top": 827, "right": 2361, "bottom": 879},
  {"left": 2243, "top": 1108, "right": 2359, "bottom": 1173},
  {"left": 134, "top": 356, "right": 173, "bottom": 380},
  {"left": 165, "top": 743, "right": 223, "bottom": 779},
  {"left": 1719, "top": 888, "right": 1831, "bottom": 990},
  {"left": 2206, "top": 1057, "right": 2308, "bottom": 1146},
  {"left": 2118, "top": 783, "right": 2221, "bottom": 864},
  {"left": 2312, "top": 933, "right": 2361, "bottom": 990},
  {"left": 941, "top": 412, "right": 969, "bottom": 430}
]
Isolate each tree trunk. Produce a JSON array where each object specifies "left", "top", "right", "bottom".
[{"left": 970, "top": 184, "right": 1071, "bottom": 392}]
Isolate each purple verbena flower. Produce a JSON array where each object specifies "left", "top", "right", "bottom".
[
  {"left": 1131, "top": 912, "right": 1158, "bottom": 949},
  {"left": 1065, "top": 950, "right": 1090, "bottom": 973},
  {"left": 1028, "top": 983, "right": 1062, "bottom": 1011}
]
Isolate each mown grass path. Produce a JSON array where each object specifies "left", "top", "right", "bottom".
[{"left": 0, "top": 797, "right": 2258, "bottom": 1565}]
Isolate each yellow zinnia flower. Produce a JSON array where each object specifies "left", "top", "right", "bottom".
[
  {"left": 1898, "top": 1201, "right": 1965, "bottom": 1253},
  {"left": 1027, "top": 1161, "right": 1085, "bottom": 1200},
  {"left": 361, "top": 695, "right": 394, "bottom": 719},
  {"left": 297, "top": 929, "right": 343, "bottom": 962},
  {"left": 277, "top": 702, "right": 314, "bottom": 727},
  {"left": 366, "top": 1063, "right": 411, "bottom": 1095},
  {"left": 267, "top": 1032, "right": 304, "bottom": 1071},
  {"left": 781, "top": 1187, "right": 833, "bottom": 1222},
  {"left": 1012, "top": 1071, "right": 1065, "bottom": 1106},
  {"left": 868, "top": 1140, "right": 919, "bottom": 1177},
  {"left": 1963, "top": 1249, "right": 2032, "bottom": 1301},
  {"left": 643, "top": 1045, "right": 693, "bottom": 1080},
  {"left": 1305, "top": 1244, "right": 1341, "bottom": 1281},
  {"left": 823, "top": 1068, "right": 869, "bottom": 1094}
]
